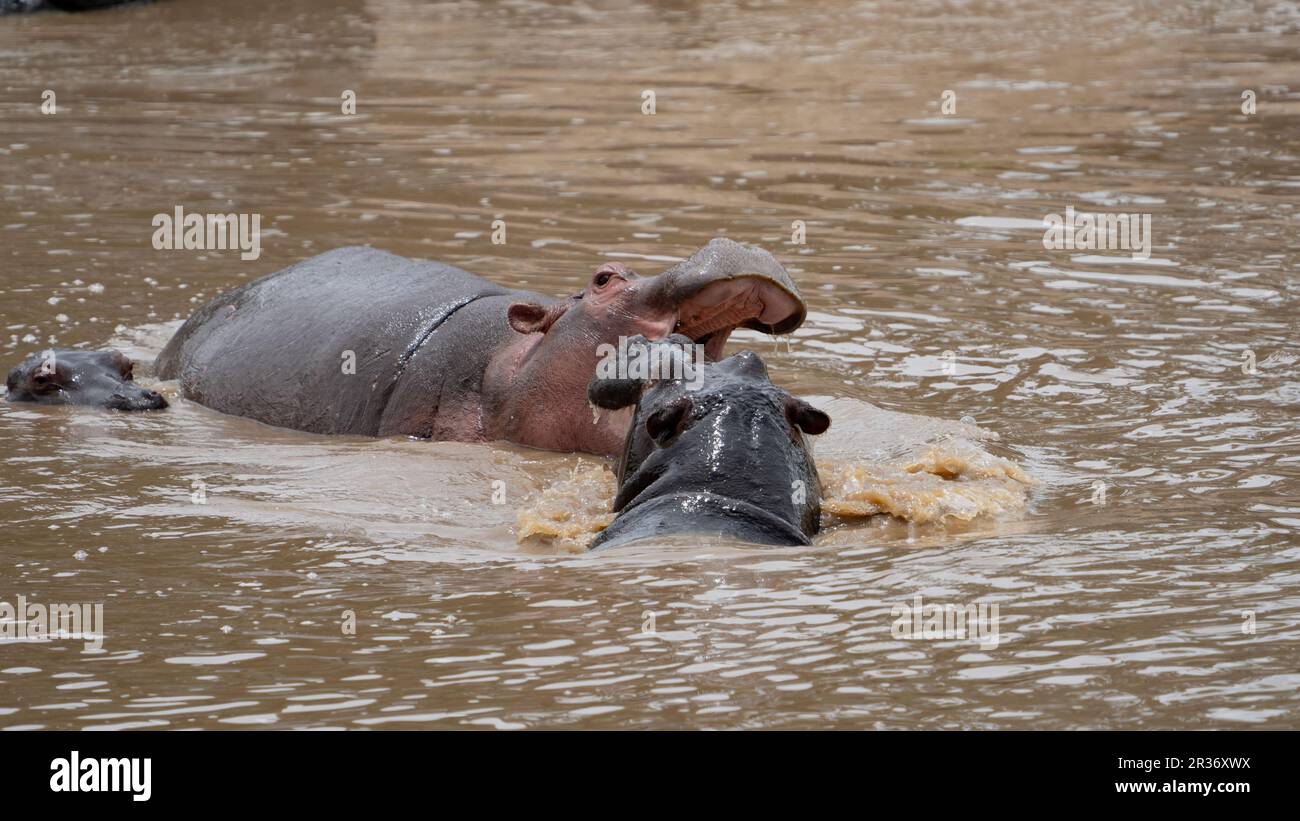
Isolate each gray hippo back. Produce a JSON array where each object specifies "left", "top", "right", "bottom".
[
  {"left": 587, "top": 336, "right": 829, "bottom": 550},
  {"left": 156, "top": 246, "right": 518, "bottom": 437}
]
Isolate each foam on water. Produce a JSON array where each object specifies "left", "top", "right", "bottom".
[{"left": 518, "top": 429, "right": 1034, "bottom": 550}]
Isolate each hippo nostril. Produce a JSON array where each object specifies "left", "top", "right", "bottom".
[{"left": 103, "top": 389, "right": 168, "bottom": 411}]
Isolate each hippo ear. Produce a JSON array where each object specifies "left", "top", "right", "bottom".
[
  {"left": 508, "top": 302, "right": 566, "bottom": 335},
  {"left": 646, "top": 395, "right": 693, "bottom": 446},
  {"left": 786, "top": 397, "right": 830, "bottom": 435},
  {"left": 105, "top": 350, "right": 133, "bottom": 377}
]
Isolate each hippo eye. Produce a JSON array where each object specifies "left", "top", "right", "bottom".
[{"left": 594, "top": 272, "right": 613, "bottom": 287}]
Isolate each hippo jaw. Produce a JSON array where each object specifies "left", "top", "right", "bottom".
[
  {"left": 672, "top": 275, "right": 803, "bottom": 361},
  {"left": 641, "top": 238, "right": 806, "bottom": 361}
]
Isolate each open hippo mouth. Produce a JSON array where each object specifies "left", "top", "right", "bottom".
[
  {"left": 651, "top": 238, "right": 806, "bottom": 361},
  {"left": 673, "top": 276, "right": 802, "bottom": 361}
]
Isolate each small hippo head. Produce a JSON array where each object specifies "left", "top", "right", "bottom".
[
  {"left": 586, "top": 335, "right": 829, "bottom": 550},
  {"left": 499, "top": 238, "right": 807, "bottom": 454},
  {"left": 5, "top": 349, "right": 168, "bottom": 411}
]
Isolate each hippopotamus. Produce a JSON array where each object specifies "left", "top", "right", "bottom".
[
  {"left": 586, "top": 335, "right": 829, "bottom": 550},
  {"left": 0, "top": 0, "right": 133, "bottom": 13},
  {"left": 5, "top": 349, "right": 167, "bottom": 410},
  {"left": 155, "top": 239, "right": 804, "bottom": 455}
]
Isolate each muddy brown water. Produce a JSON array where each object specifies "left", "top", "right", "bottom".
[{"left": 1, "top": 0, "right": 1298, "bottom": 729}]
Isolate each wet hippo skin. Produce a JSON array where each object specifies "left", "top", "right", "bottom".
[
  {"left": 156, "top": 240, "right": 806, "bottom": 455},
  {"left": 587, "top": 335, "right": 829, "bottom": 550}
]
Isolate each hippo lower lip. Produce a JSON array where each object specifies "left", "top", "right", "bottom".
[{"left": 671, "top": 275, "right": 801, "bottom": 360}]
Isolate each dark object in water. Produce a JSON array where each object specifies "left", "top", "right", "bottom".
[
  {"left": 155, "top": 240, "right": 805, "bottom": 455},
  {"left": 6, "top": 349, "right": 167, "bottom": 411},
  {"left": 1, "top": 0, "right": 149, "bottom": 14},
  {"left": 587, "top": 335, "right": 828, "bottom": 550}
]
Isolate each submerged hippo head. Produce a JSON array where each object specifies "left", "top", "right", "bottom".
[
  {"left": 498, "top": 238, "right": 807, "bottom": 453},
  {"left": 5, "top": 349, "right": 167, "bottom": 411},
  {"left": 585, "top": 335, "right": 829, "bottom": 550}
]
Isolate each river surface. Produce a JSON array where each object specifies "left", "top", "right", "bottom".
[{"left": 1, "top": 0, "right": 1298, "bottom": 729}]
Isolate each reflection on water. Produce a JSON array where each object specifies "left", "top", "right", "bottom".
[{"left": 0, "top": 0, "right": 1298, "bottom": 729}]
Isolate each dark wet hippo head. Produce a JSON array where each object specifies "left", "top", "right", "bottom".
[
  {"left": 585, "top": 335, "right": 829, "bottom": 550},
  {"left": 5, "top": 349, "right": 167, "bottom": 411},
  {"left": 502, "top": 238, "right": 806, "bottom": 453}
]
